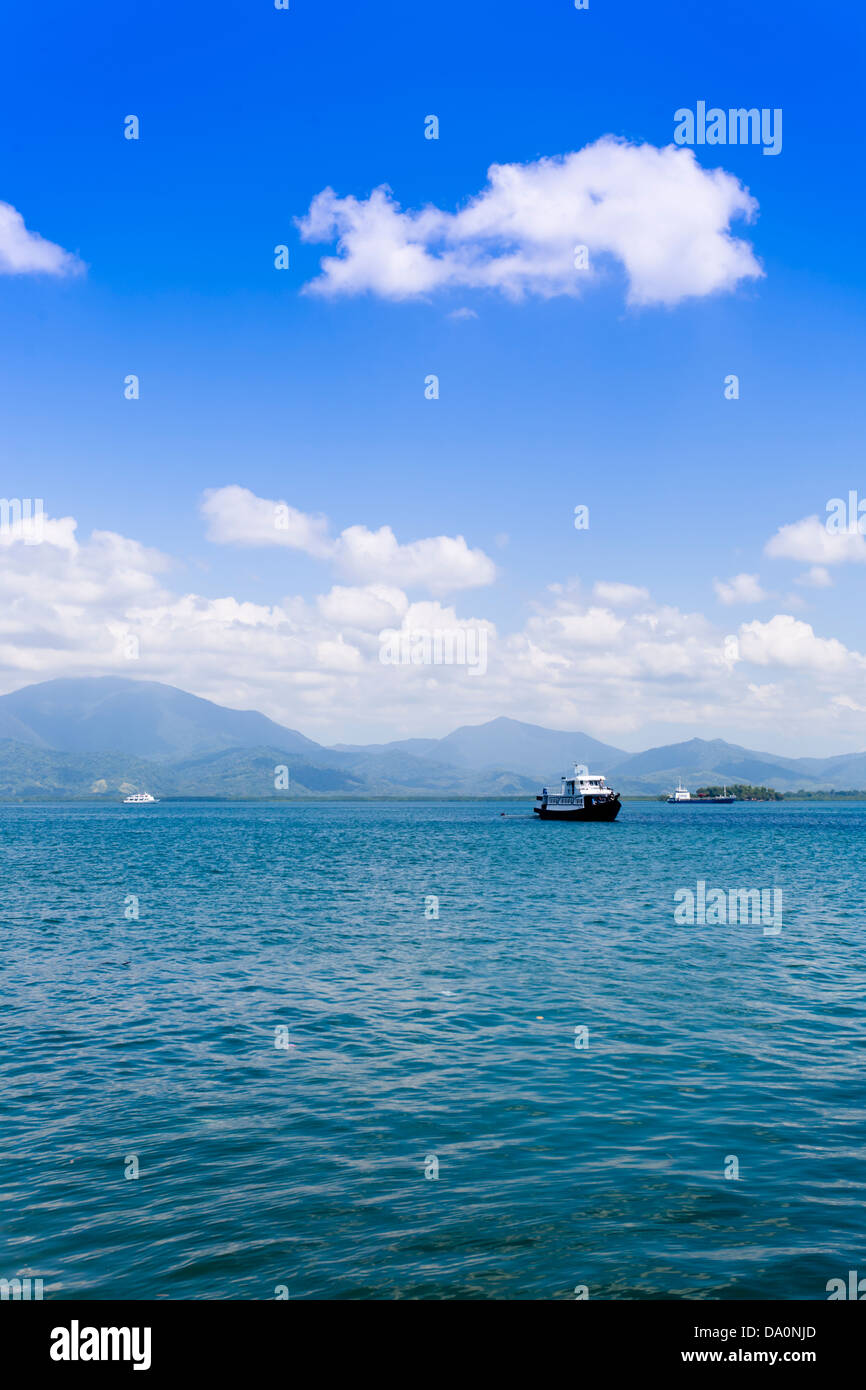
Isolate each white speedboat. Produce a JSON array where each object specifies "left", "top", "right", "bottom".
[
  {"left": 534, "top": 765, "right": 621, "bottom": 821},
  {"left": 122, "top": 792, "right": 159, "bottom": 804}
]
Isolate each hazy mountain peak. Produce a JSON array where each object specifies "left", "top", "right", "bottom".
[{"left": 0, "top": 677, "right": 320, "bottom": 761}]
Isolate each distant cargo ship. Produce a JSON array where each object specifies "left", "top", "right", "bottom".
[
  {"left": 666, "top": 782, "right": 735, "bottom": 804},
  {"left": 534, "top": 765, "right": 621, "bottom": 821}
]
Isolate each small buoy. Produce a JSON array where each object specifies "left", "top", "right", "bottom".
[{"left": 536, "top": 1015, "right": 544, "bottom": 1020}]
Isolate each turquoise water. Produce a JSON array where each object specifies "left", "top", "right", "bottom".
[{"left": 2, "top": 799, "right": 864, "bottom": 1300}]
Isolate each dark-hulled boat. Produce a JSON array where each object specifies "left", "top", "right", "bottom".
[
  {"left": 666, "top": 781, "right": 735, "bottom": 804},
  {"left": 534, "top": 765, "right": 622, "bottom": 821}
]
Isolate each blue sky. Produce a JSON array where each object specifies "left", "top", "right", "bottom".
[{"left": 1, "top": 0, "right": 865, "bottom": 753}]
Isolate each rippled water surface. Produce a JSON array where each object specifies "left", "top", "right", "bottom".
[{"left": 2, "top": 799, "right": 864, "bottom": 1300}]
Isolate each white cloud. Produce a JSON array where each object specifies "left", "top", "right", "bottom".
[
  {"left": 796, "top": 565, "right": 833, "bottom": 588},
  {"left": 765, "top": 515, "right": 866, "bottom": 566},
  {"left": 713, "top": 572, "right": 768, "bottom": 604},
  {"left": 0, "top": 516, "right": 171, "bottom": 676},
  {"left": 316, "top": 634, "right": 363, "bottom": 671},
  {"left": 316, "top": 584, "right": 407, "bottom": 631},
  {"left": 201, "top": 485, "right": 332, "bottom": 557},
  {"left": 747, "top": 682, "right": 783, "bottom": 706},
  {"left": 517, "top": 592, "right": 724, "bottom": 687},
  {"left": 335, "top": 523, "right": 495, "bottom": 593},
  {"left": 738, "top": 614, "right": 863, "bottom": 672},
  {"left": 0, "top": 201, "right": 84, "bottom": 276},
  {"left": 0, "top": 511, "right": 78, "bottom": 553},
  {"left": 593, "top": 581, "right": 650, "bottom": 606},
  {"left": 549, "top": 605, "right": 627, "bottom": 647},
  {"left": 394, "top": 598, "right": 495, "bottom": 639},
  {"left": 4, "top": 513, "right": 866, "bottom": 753},
  {"left": 831, "top": 694, "right": 866, "bottom": 713},
  {"left": 296, "top": 137, "right": 762, "bottom": 307},
  {"left": 201, "top": 485, "right": 495, "bottom": 595}
]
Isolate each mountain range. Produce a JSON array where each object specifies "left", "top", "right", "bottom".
[{"left": 0, "top": 677, "right": 863, "bottom": 799}]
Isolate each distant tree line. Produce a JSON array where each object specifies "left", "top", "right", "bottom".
[
  {"left": 781, "top": 788, "right": 866, "bottom": 800},
  {"left": 691, "top": 784, "right": 866, "bottom": 801}
]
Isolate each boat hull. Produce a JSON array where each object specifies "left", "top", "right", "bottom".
[
  {"left": 666, "top": 797, "right": 735, "bottom": 805},
  {"left": 534, "top": 796, "right": 621, "bottom": 822}
]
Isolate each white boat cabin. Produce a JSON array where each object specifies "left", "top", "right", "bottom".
[{"left": 541, "top": 766, "right": 615, "bottom": 806}]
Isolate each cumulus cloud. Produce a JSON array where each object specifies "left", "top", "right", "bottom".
[
  {"left": 0, "top": 514, "right": 171, "bottom": 677},
  {"left": 0, "top": 201, "right": 84, "bottom": 276},
  {"left": 316, "top": 584, "right": 408, "bottom": 631},
  {"left": 796, "top": 565, "right": 832, "bottom": 589},
  {"left": 738, "top": 614, "right": 863, "bottom": 672},
  {"left": 201, "top": 485, "right": 496, "bottom": 595},
  {"left": 0, "top": 509, "right": 78, "bottom": 554},
  {"left": 765, "top": 515, "right": 866, "bottom": 566},
  {"left": 316, "top": 633, "right": 363, "bottom": 672},
  {"left": 335, "top": 523, "right": 495, "bottom": 593},
  {"left": 201, "top": 485, "right": 332, "bottom": 557},
  {"left": 516, "top": 591, "right": 727, "bottom": 689},
  {"left": 713, "top": 572, "right": 768, "bottom": 604},
  {"left": 296, "top": 138, "right": 763, "bottom": 307},
  {"left": 593, "top": 581, "right": 650, "bottom": 606}
]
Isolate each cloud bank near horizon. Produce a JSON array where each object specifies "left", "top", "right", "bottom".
[
  {"left": 296, "top": 137, "right": 763, "bottom": 307},
  {"left": 0, "top": 499, "right": 863, "bottom": 753}
]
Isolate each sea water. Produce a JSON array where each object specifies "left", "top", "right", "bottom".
[{"left": 2, "top": 800, "right": 864, "bottom": 1300}]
